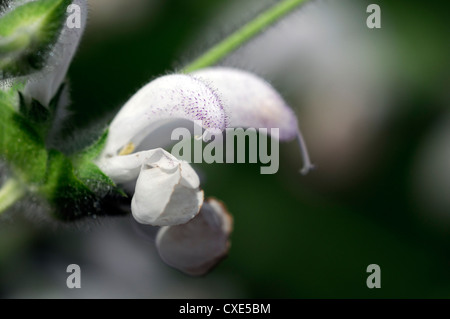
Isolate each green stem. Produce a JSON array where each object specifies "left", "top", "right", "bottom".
[
  {"left": 182, "top": 0, "right": 307, "bottom": 73},
  {"left": 0, "top": 178, "right": 25, "bottom": 214}
]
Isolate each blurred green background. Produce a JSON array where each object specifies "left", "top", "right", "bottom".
[{"left": 1, "top": 0, "right": 450, "bottom": 298}]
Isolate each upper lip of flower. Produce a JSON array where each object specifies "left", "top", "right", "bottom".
[{"left": 101, "top": 73, "right": 228, "bottom": 159}]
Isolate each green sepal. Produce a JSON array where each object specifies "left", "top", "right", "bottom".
[
  {"left": 18, "top": 92, "right": 51, "bottom": 125},
  {"left": 77, "top": 129, "right": 109, "bottom": 161},
  {"left": 74, "top": 161, "right": 126, "bottom": 198},
  {"left": 0, "top": 80, "right": 24, "bottom": 109},
  {"left": 72, "top": 129, "right": 127, "bottom": 198},
  {"left": 0, "top": 97, "right": 48, "bottom": 184},
  {"left": 41, "top": 150, "right": 128, "bottom": 221},
  {"left": 17, "top": 83, "right": 65, "bottom": 137},
  {"left": 40, "top": 150, "right": 96, "bottom": 220},
  {"left": 0, "top": 99, "right": 127, "bottom": 220},
  {"left": 0, "top": 0, "right": 72, "bottom": 79}
]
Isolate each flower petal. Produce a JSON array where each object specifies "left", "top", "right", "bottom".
[
  {"left": 97, "top": 148, "right": 165, "bottom": 184},
  {"left": 124, "top": 148, "right": 203, "bottom": 226},
  {"left": 156, "top": 198, "right": 233, "bottom": 276},
  {"left": 192, "top": 67, "right": 315, "bottom": 175},
  {"left": 179, "top": 161, "right": 200, "bottom": 189},
  {"left": 192, "top": 67, "right": 298, "bottom": 140},
  {"left": 23, "top": 0, "right": 88, "bottom": 106},
  {"left": 102, "top": 74, "right": 227, "bottom": 158}
]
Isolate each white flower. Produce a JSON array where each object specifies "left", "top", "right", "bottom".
[
  {"left": 97, "top": 73, "right": 227, "bottom": 226},
  {"left": 98, "top": 67, "right": 313, "bottom": 228},
  {"left": 96, "top": 67, "right": 313, "bottom": 274}
]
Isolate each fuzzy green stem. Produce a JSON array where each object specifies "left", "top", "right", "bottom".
[
  {"left": 0, "top": 178, "right": 25, "bottom": 214},
  {"left": 182, "top": 0, "right": 307, "bottom": 73}
]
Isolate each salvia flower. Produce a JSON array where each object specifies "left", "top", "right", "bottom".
[
  {"left": 95, "top": 67, "right": 313, "bottom": 274},
  {"left": 97, "top": 67, "right": 313, "bottom": 226}
]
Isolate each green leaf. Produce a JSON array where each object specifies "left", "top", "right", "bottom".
[
  {"left": 0, "top": 0, "right": 72, "bottom": 79},
  {"left": 0, "top": 97, "right": 48, "bottom": 183}
]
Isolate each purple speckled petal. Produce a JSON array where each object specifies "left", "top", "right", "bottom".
[
  {"left": 102, "top": 74, "right": 227, "bottom": 158},
  {"left": 192, "top": 67, "right": 298, "bottom": 140},
  {"left": 192, "top": 67, "right": 314, "bottom": 174}
]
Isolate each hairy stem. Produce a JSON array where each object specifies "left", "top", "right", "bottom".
[
  {"left": 0, "top": 178, "right": 25, "bottom": 214},
  {"left": 183, "top": 0, "right": 307, "bottom": 73}
]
